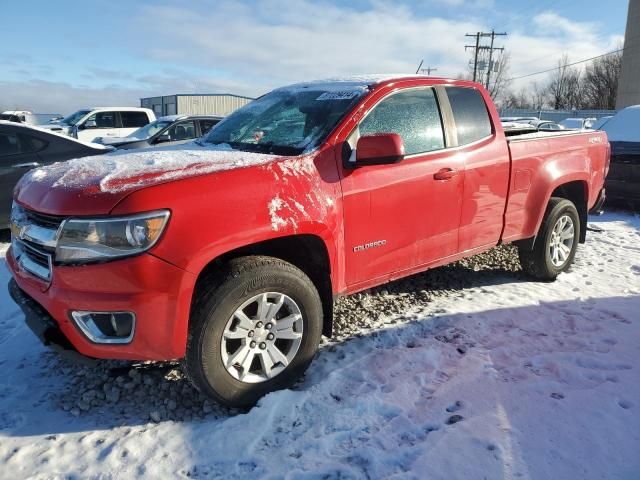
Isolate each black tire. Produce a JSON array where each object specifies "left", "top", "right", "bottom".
[
  {"left": 184, "top": 256, "right": 323, "bottom": 408},
  {"left": 518, "top": 197, "right": 581, "bottom": 281}
]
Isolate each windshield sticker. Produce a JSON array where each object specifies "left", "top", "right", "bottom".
[{"left": 316, "top": 91, "right": 360, "bottom": 101}]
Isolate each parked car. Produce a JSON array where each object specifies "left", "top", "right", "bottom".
[
  {"left": 500, "top": 116, "right": 540, "bottom": 123},
  {"left": 0, "top": 121, "right": 111, "bottom": 227},
  {"left": 95, "top": 115, "right": 223, "bottom": 149},
  {"left": 598, "top": 105, "right": 640, "bottom": 206},
  {"left": 0, "top": 111, "right": 63, "bottom": 125},
  {"left": 501, "top": 121, "right": 538, "bottom": 136},
  {"left": 559, "top": 117, "right": 596, "bottom": 130},
  {"left": 591, "top": 116, "right": 614, "bottom": 130},
  {"left": 7, "top": 76, "right": 608, "bottom": 407},
  {"left": 41, "top": 107, "right": 156, "bottom": 143},
  {"left": 525, "top": 120, "right": 565, "bottom": 131}
]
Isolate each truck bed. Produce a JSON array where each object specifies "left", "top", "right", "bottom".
[{"left": 502, "top": 129, "right": 609, "bottom": 243}]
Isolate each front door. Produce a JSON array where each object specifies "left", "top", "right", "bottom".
[{"left": 338, "top": 87, "right": 464, "bottom": 288}]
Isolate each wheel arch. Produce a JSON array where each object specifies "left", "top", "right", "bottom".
[
  {"left": 516, "top": 178, "right": 589, "bottom": 251},
  {"left": 192, "top": 234, "right": 335, "bottom": 338}
]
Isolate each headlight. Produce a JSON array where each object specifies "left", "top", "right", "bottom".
[{"left": 55, "top": 210, "right": 170, "bottom": 263}]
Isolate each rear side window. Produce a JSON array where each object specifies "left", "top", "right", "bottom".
[
  {"left": 200, "top": 119, "right": 219, "bottom": 135},
  {"left": 0, "top": 132, "right": 46, "bottom": 157},
  {"left": 20, "top": 134, "right": 47, "bottom": 153},
  {"left": 121, "top": 111, "right": 150, "bottom": 128},
  {"left": 359, "top": 88, "right": 445, "bottom": 155},
  {"left": 446, "top": 87, "right": 492, "bottom": 145},
  {"left": 0, "top": 132, "right": 20, "bottom": 156}
]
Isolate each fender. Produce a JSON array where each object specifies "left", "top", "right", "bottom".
[{"left": 522, "top": 168, "right": 590, "bottom": 244}]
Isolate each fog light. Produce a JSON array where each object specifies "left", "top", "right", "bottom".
[{"left": 71, "top": 311, "right": 136, "bottom": 344}]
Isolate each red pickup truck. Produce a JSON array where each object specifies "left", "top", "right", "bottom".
[{"left": 7, "top": 76, "right": 608, "bottom": 407}]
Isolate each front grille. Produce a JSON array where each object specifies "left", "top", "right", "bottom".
[
  {"left": 21, "top": 241, "right": 50, "bottom": 268},
  {"left": 11, "top": 206, "right": 65, "bottom": 283},
  {"left": 24, "top": 210, "right": 65, "bottom": 230}
]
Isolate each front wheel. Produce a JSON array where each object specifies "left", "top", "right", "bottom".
[
  {"left": 184, "top": 256, "right": 323, "bottom": 407},
  {"left": 518, "top": 197, "right": 580, "bottom": 281}
]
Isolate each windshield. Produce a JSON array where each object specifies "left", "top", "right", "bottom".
[
  {"left": 201, "top": 86, "right": 366, "bottom": 155},
  {"left": 127, "top": 120, "right": 173, "bottom": 140},
  {"left": 59, "top": 109, "right": 91, "bottom": 126}
]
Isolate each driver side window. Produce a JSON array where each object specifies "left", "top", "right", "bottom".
[
  {"left": 358, "top": 88, "right": 445, "bottom": 155},
  {"left": 166, "top": 121, "right": 196, "bottom": 141},
  {"left": 85, "top": 112, "right": 116, "bottom": 129}
]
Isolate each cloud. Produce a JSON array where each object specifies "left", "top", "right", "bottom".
[
  {"left": 133, "top": 0, "right": 481, "bottom": 83},
  {"left": 0, "top": 1, "right": 624, "bottom": 112},
  {"left": 0, "top": 74, "right": 260, "bottom": 114}
]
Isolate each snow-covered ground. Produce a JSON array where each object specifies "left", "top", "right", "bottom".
[{"left": 0, "top": 212, "right": 639, "bottom": 479}]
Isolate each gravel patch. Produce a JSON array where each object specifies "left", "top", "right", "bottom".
[{"left": 46, "top": 244, "right": 521, "bottom": 422}]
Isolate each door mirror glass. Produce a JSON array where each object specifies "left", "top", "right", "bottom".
[{"left": 354, "top": 133, "right": 405, "bottom": 167}]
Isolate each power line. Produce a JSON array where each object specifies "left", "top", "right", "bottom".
[{"left": 510, "top": 47, "right": 624, "bottom": 81}]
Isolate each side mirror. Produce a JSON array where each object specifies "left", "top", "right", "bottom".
[
  {"left": 352, "top": 133, "right": 405, "bottom": 167},
  {"left": 155, "top": 133, "right": 171, "bottom": 143},
  {"left": 83, "top": 120, "right": 97, "bottom": 129}
]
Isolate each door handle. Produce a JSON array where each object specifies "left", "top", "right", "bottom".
[
  {"left": 434, "top": 168, "right": 458, "bottom": 180},
  {"left": 12, "top": 162, "right": 40, "bottom": 168}
]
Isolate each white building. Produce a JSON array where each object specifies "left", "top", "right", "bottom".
[{"left": 140, "top": 93, "right": 254, "bottom": 117}]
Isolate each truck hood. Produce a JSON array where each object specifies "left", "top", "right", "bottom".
[{"left": 15, "top": 142, "right": 280, "bottom": 216}]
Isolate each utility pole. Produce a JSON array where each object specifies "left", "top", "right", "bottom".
[
  {"left": 465, "top": 30, "right": 506, "bottom": 87},
  {"left": 415, "top": 60, "right": 438, "bottom": 75},
  {"left": 465, "top": 32, "right": 481, "bottom": 82},
  {"left": 485, "top": 30, "right": 506, "bottom": 90}
]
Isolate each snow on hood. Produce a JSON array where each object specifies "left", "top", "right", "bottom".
[
  {"left": 22, "top": 141, "right": 279, "bottom": 193},
  {"left": 600, "top": 105, "right": 640, "bottom": 142}
]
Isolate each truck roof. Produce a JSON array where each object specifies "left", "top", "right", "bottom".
[{"left": 280, "top": 74, "right": 458, "bottom": 91}]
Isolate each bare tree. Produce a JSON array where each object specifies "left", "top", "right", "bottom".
[
  {"left": 546, "top": 54, "right": 583, "bottom": 110},
  {"left": 529, "top": 81, "right": 549, "bottom": 110},
  {"left": 580, "top": 49, "right": 622, "bottom": 109},
  {"left": 499, "top": 80, "right": 548, "bottom": 110},
  {"left": 500, "top": 87, "right": 531, "bottom": 109}
]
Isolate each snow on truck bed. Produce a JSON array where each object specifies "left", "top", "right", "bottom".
[{"left": 0, "top": 212, "right": 639, "bottom": 479}]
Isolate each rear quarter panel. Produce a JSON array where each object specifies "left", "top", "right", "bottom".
[{"left": 502, "top": 131, "right": 608, "bottom": 242}]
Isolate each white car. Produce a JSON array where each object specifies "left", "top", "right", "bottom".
[
  {"left": 559, "top": 117, "right": 597, "bottom": 130},
  {"left": 41, "top": 107, "right": 156, "bottom": 143}
]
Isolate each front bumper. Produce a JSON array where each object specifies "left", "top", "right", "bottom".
[
  {"left": 6, "top": 246, "right": 197, "bottom": 361},
  {"left": 8, "top": 279, "right": 94, "bottom": 364}
]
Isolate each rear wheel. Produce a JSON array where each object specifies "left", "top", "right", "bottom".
[
  {"left": 184, "top": 256, "right": 323, "bottom": 407},
  {"left": 518, "top": 197, "right": 580, "bottom": 281}
]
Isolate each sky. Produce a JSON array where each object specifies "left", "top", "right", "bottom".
[{"left": 0, "top": 0, "right": 629, "bottom": 114}]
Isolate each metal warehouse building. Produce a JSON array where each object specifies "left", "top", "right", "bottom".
[{"left": 140, "top": 93, "right": 254, "bottom": 117}]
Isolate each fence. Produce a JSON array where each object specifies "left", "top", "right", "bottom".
[{"left": 498, "top": 109, "right": 617, "bottom": 123}]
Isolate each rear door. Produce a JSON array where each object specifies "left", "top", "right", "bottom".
[
  {"left": 0, "top": 129, "right": 45, "bottom": 225},
  {"left": 445, "top": 86, "right": 511, "bottom": 252},
  {"left": 338, "top": 86, "right": 464, "bottom": 288}
]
